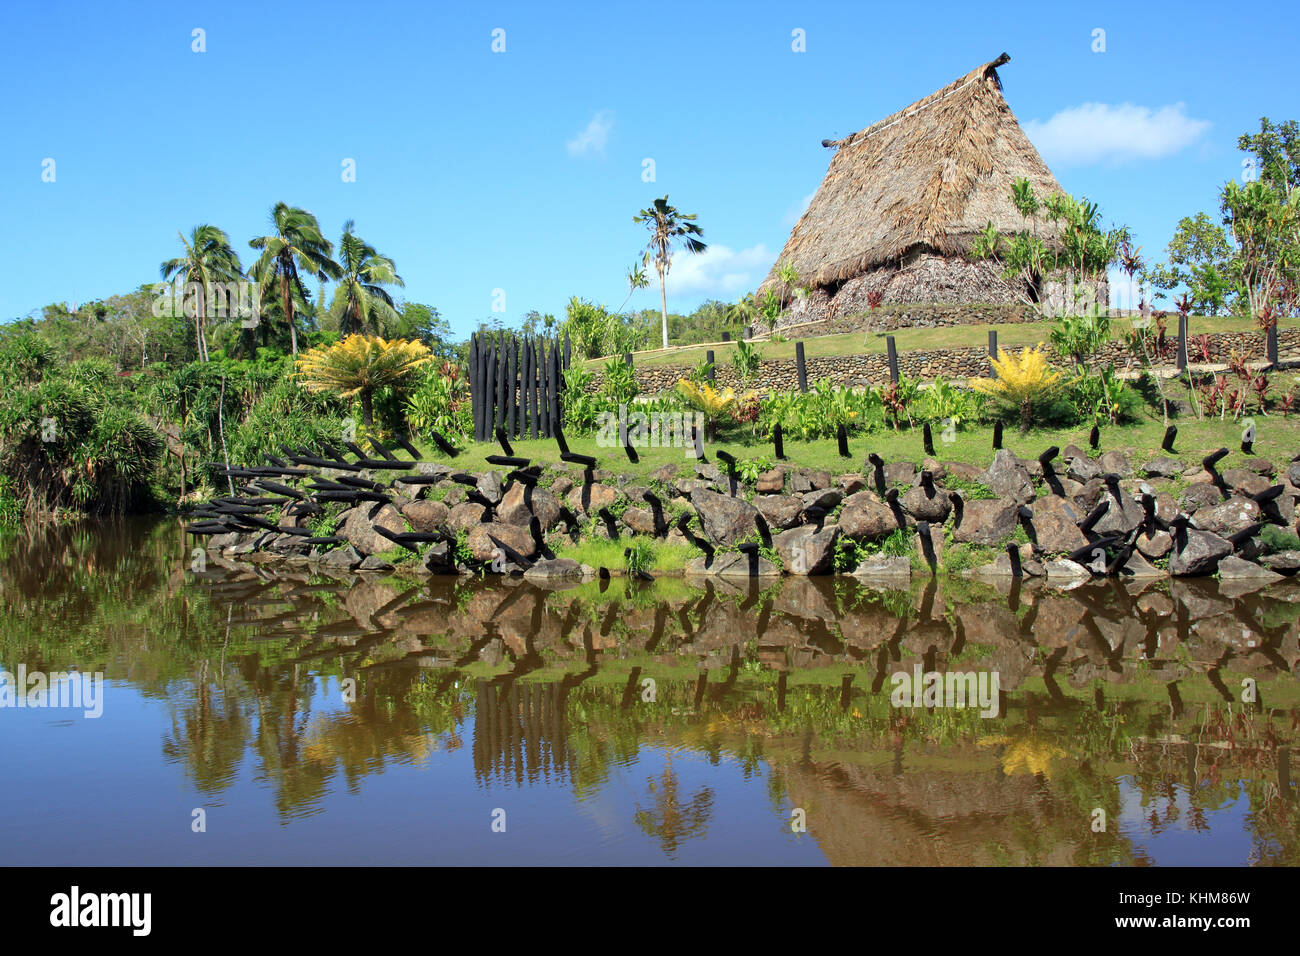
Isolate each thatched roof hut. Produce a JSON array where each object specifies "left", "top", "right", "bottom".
[{"left": 760, "top": 53, "right": 1074, "bottom": 321}]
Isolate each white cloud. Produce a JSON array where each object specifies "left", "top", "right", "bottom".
[
  {"left": 566, "top": 110, "right": 614, "bottom": 157},
  {"left": 1024, "top": 102, "right": 1210, "bottom": 166},
  {"left": 660, "top": 243, "right": 775, "bottom": 298}
]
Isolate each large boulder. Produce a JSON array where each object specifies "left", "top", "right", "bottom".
[
  {"left": 901, "top": 485, "right": 952, "bottom": 523},
  {"left": 953, "top": 498, "right": 1018, "bottom": 545},
  {"left": 1191, "top": 496, "right": 1260, "bottom": 536},
  {"left": 838, "top": 491, "right": 901, "bottom": 542},
  {"left": 566, "top": 481, "right": 622, "bottom": 516},
  {"left": 690, "top": 488, "right": 761, "bottom": 547},
  {"left": 446, "top": 501, "right": 487, "bottom": 534},
  {"left": 401, "top": 498, "right": 450, "bottom": 534},
  {"left": 754, "top": 494, "right": 803, "bottom": 531},
  {"left": 981, "top": 449, "right": 1035, "bottom": 503},
  {"left": 476, "top": 470, "right": 504, "bottom": 504},
  {"left": 1091, "top": 489, "right": 1144, "bottom": 535},
  {"left": 1217, "top": 555, "right": 1282, "bottom": 581},
  {"left": 523, "top": 558, "right": 595, "bottom": 584},
  {"left": 1030, "top": 496, "right": 1088, "bottom": 554},
  {"left": 1169, "top": 529, "right": 1232, "bottom": 577},
  {"left": 685, "top": 552, "right": 781, "bottom": 577},
  {"left": 756, "top": 469, "right": 784, "bottom": 494},
  {"left": 1096, "top": 450, "right": 1132, "bottom": 477},
  {"left": 775, "top": 525, "right": 841, "bottom": 575},
  {"left": 466, "top": 522, "right": 538, "bottom": 563},
  {"left": 497, "top": 482, "right": 561, "bottom": 530},
  {"left": 341, "top": 503, "right": 407, "bottom": 556}
]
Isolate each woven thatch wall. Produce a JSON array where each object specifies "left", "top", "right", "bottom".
[{"left": 760, "top": 53, "right": 1066, "bottom": 307}]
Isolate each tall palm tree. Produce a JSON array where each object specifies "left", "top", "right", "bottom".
[
  {"left": 634, "top": 196, "right": 707, "bottom": 350},
  {"left": 248, "top": 203, "right": 341, "bottom": 357},
  {"left": 160, "top": 225, "right": 242, "bottom": 362},
  {"left": 333, "top": 220, "right": 404, "bottom": 336}
]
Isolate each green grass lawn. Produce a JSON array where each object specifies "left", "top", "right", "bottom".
[
  {"left": 418, "top": 409, "right": 1300, "bottom": 485},
  {"left": 590, "top": 314, "right": 1297, "bottom": 372}
]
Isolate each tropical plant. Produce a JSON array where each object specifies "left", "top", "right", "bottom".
[
  {"left": 731, "top": 339, "right": 763, "bottom": 384},
  {"left": 1048, "top": 312, "right": 1112, "bottom": 367},
  {"left": 601, "top": 358, "right": 639, "bottom": 405},
  {"left": 634, "top": 196, "right": 707, "bottom": 349},
  {"left": 332, "top": 220, "right": 404, "bottom": 336},
  {"left": 970, "top": 345, "right": 1066, "bottom": 433},
  {"left": 159, "top": 224, "right": 243, "bottom": 363},
  {"left": 295, "top": 335, "right": 431, "bottom": 428},
  {"left": 674, "top": 380, "right": 751, "bottom": 441},
  {"left": 560, "top": 364, "right": 602, "bottom": 434},
  {"left": 248, "top": 203, "right": 342, "bottom": 357},
  {"left": 405, "top": 361, "right": 472, "bottom": 442}
]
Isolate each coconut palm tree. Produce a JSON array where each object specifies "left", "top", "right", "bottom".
[
  {"left": 296, "top": 335, "right": 431, "bottom": 429},
  {"left": 160, "top": 225, "right": 243, "bottom": 362},
  {"left": 248, "top": 203, "right": 341, "bottom": 357},
  {"left": 634, "top": 196, "right": 707, "bottom": 350},
  {"left": 333, "top": 220, "right": 404, "bottom": 336}
]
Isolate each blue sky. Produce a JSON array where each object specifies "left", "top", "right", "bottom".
[{"left": 1, "top": 0, "right": 1295, "bottom": 337}]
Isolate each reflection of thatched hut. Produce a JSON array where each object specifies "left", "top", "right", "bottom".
[{"left": 760, "top": 54, "right": 1095, "bottom": 324}]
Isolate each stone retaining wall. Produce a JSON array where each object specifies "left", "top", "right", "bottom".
[{"left": 587, "top": 328, "right": 1299, "bottom": 396}]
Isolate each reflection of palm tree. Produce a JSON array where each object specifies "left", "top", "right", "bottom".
[{"left": 633, "top": 755, "right": 714, "bottom": 857}]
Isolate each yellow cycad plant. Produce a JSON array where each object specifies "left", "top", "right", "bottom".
[
  {"left": 969, "top": 344, "right": 1064, "bottom": 434},
  {"left": 296, "top": 334, "right": 432, "bottom": 429},
  {"left": 675, "top": 379, "right": 753, "bottom": 441}
]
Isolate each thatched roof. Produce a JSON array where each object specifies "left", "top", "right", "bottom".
[{"left": 762, "top": 53, "right": 1063, "bottom": 294}]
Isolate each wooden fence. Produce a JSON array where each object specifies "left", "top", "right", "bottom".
[{"left": 469, "top": 330, "right": 572, "bottom": 442}]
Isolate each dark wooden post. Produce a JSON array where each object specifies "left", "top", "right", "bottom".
[
  {"left": 1177, "top": 314, "right": 1188, "bottom": 371},
  {"left": 988, "top": 330, "right": 998, "bottom": 376},
  {"left": 553, "top": 338, "right": 564, "bottom": 430},
  {"left": 495, "top": 334, "right": 508, "bottom": 435},
  {"left": 1267, "top": 321, "right": 1279, "bottom": 366},
  {"left": 506, "top": 336, "right": 518, "bottom": 438},
  {"left": 521, "top": 338, "right": 533, "bottom": 442},
  {"left": 563, "top": 330, "right": 572, "bottom": 370},
  {"left": 795, "top": 341, "right": 808, "bottom": 392},
  {"left": 530, "top": 339, "right": 542, "bottom": 440},
  {"left": 624, "top": 352, "right": 633, "bottom": 366},
  {"left": 483, "top": 334, "right": 498, "bottom": 440},
  {"left": 721, "top": 331, "right": 730, "bottom": 342},
  {"left": 886, "top": 335, "right": 899, "bottom": 383},
  {"left": 705, "top": 350, "right": 715, "bottom": 382},
  {"left": 470, "top": 332, "right": 482, "bottom": 442}
]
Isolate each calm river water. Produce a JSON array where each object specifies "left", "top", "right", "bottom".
[{"left": 1, "top": 518, "right": 1297, "bottom": 865}]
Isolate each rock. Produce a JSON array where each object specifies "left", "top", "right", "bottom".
[
  {"left": 359, "top": 554, "right": 394, "bottom": 571},
  {"left": 566, "top": 481, "right": 621, "bottom": 516},
  {"left": 1169, "top": 530, "right": 1232, "bottom": 577},
  {"left": 320, "top": 545, "right": 364, "bottom": 570},
  {"left": 621, "top": 506, "right": 660, "bottom": 536},
  {"left": 838, "top": 491, "right": 902, "bottom": 542},
  {"left": 981, "top": 449, "right": 1035, "bottom": 503},
  {"left": 523, "top": 558, "right": 594, "bottom": 583},
  {"left": 953, "top": 498, "right": 1018, "bottom": 545},
  {"left": 648, "top": 464, "right": 678, "bottom": 485},
  {"left": 1191, "top": 496, "right": 1260, "bottom": 535},
  {"left": 1096, "top": 450, "right": 1132, "bottom": 477},
  {"left": 401, "top": 499, "right": 450, "bottom": 533},
  {"left": 836, "top": 474, "right": 866, "bottom": 495},
  {"left": 476, "top": 471, "right": 504, "bottom": 504},
  {"left": 1066, "top": 455, "right": 1099, "bottom": 482},
  {"left": 1289, "top": 461, "right": 1300, "bottom": 487},
  {"left": 756, "top": 468, "right": 784, "bottom": 493},
  {"left": 415, "top": 462, "right": 453, "bottom": 479},
  {"left": 802, "top": 488, "right": 843, "bottom": 511},
  {"left": 882, "top": 461, "right": 916, "bottom": 487},
  {"left": 497, "top": 482, "right": 560, "bottom": 530},
  {"left": 695, "top": 462, "right": 723, "bottom": 482},
  {"left": 690, "top": 489, "right": 761, "bottom": 546},
  {"left": 1091, "top": 488, "right": 1144, "bottom": 535},
  {"left": 685, "top": 552, "right": 781, "bottom": 578},
  {"left": 466, "top": 522, "right": 538, "bottom": 563},
  {"left": 788, "top": 472, "right": 813, "bottom": 493},
  {"left": 1045, "top": 558, "right": 1091, "bottom": 581},
  {"left": 341, "top": 503, "right": 407, "bottom": 556},
  {"left": 1221, "top": 468, "right": 1270, "bottom": 497},
  {"left": 550, "top": 474, "right": 575, "bottom": 498},
  {"left": 1260, "top": 550, "right": 1300, "bottom": 573},
  {"left": 1180, "top": 483, "right": 1225, "bottom": 513},
  {"left": 943, "top": 462, "right": 984, "bottom": 482},
  {"left": 1121, "top": 552, "right": 1164, "bottom": 578},
  {"left": 775, "top": 525, "right": 841, "bottom": 575},
  {"left": 1030, "top": 497, "right": 1088, "bottom": 554},
  {"left": 852, "top": 555, "right": 911, "bottom": 580},
  {"left": 805, "top": 469, "right": 833, "bottom": 490},
  {"left": 1141, "top": 456, "right": 1182, "bottom": 479},
  {"left": 901, "top": 485, "right": 952, "bottom": 523},
  {"left": 420, "top": 541, "right": 455, "bottom": 574},
  {"left": 754, "top": 494, "right": 803, "bottom": 531},
  {"left": 446, "top": 501, "right": 487, "bottom": 534},
  {"left": 1217, "top": 555, "right": 1282, "bottom": 581},
  {"left": 1136, "top": 530, "right": 1173, "bottom": 559},
  {"left": 1237, "top": 458, "right": 1276, "bottom": 478}
]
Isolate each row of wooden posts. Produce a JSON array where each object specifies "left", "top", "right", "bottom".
[
  {"left": 469, "top": 321, "right": 1283, "bottom": 442},
  {"left": 469, "top": 331, "right": 572, "bottom": 443}
]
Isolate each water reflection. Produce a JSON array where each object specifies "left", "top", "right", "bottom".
[{"left": 0, "top": 518, "right": 1297, "bottom": 865}]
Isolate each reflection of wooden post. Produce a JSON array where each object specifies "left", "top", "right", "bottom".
[
  {"left": 840, "top": 673, "right": 854, "bottom": 711},
  {"left": 886, "top": 336, "right": 899, "bottom": 383},
  {"left": 1279, "top": 746, "right": 1293, "bottom": 800},
  {"left": 795, "top": 341, "right": 808, "bottom": 392}
]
